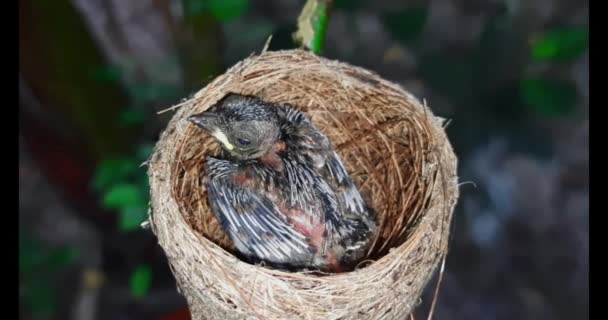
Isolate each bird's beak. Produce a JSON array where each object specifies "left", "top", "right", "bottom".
[
  {"left": 187, "top": 112, "right": 235, "bottom": 151},
  {"left": 188, "top": 111, "right": 217, "bottom": 130},
  {"left": 210, "top": 129, "right": 235, "bottom": 151}
]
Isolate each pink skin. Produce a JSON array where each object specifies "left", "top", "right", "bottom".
[
  {"left": 231, "top": 139, "right": 343, "bottom": 271},
  {"left": 231, "top": 174, "right": 250, "bottom": 185},
  {"left": 281, "top": 207, "right": 342, "bottom": 272},
  {"left": 259, "top": 140, "right": 286, "bottom": 171},
  {"left": 231, "top": 141, "right": 286, "bottom": 185}
]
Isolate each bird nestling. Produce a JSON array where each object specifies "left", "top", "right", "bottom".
[{"left": 188, "top": 93, "right": 377, "bottom": 272}]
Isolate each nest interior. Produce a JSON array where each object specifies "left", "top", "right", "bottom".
[
  {"left": 149, "top": 49, "right": 458, "bottom": 319},
  {"left": 172, "top": 53, "right": 443, "bottom": 263}
]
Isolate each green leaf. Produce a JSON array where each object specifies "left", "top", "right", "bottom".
[
  {"left": 383, "top": 6, "right": 428, "bottom": 44},
  {"left": 183, "top": 0, "right": 209, "bottom": 17},
  {"left": 19, "top": 235, "right": 78, "bottom": 319},
  {"left": 19, "top": 236, "right": 41, "bottom": 274},
  {"left": 130, "top": 265, "right": 152, "bottom": 298},
  {"left": 19, "top": 235, "right": 78, "bottom": 276},
  {"left": 119, "top": 206, "right": 148, "bottom": 231},
  {"left": 22, "top": 281, "right": 55, "bottom": 317},
  {"left": 530, "top": 26, "right": 588, "bottom": 62},
  {"left": 118, "top": 108, "right": 146, "bottom": 127},
  {"left": 102, "top": 183, "right": 145, "bottom": 210},
  {"left": 44, "top": 247, "right": 79, "bottom": 274},
  {"left": 92, "top": 158, "right": 138, "bottom": 192},
  {"left": 92, "top": 65, "right": 122, "bottom": 83},
  {"left": 208, "top": 0, "right": 249, "bottom": 21},
  {"left": 520, "top": 77, "right": 578, "bottom": 116}
]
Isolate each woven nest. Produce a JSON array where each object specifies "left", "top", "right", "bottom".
[{"left": 147, "top": 49, "right": 459, "bottom": 320}]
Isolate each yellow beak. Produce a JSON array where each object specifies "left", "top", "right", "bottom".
[{"left": 211, "top": 129, "right": 235, "bottom": 151}]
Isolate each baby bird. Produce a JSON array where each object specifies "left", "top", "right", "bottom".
[{"left": 188, "top": 93, "right": 376, "bottom": 272}]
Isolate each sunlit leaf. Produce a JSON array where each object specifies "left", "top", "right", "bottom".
[
  {"left": 92, "top": 158, "right": 137, "bottom": 192},
  {"left": 130, "top": 264, "right": 152, "bottom": 298},
  {"left": 208, "top": 0, "right": 249, "bottom": 21},
  {"left": 119, "top": 206, "right": 148, "bottom": 231},
  {"left": 102, "top": 183, "right": 145, "bottom": 210},
  {"left": 383, "top": 6, "right": 428, "bottom": 44},
  {"left": 520, "top": 77, "right": 578, "bottom": 115},
  {"left": 530, "top": 26, "right": 588, "bottom": 62}
]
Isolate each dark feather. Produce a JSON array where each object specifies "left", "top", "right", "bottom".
[
  {"left": 206, "top": 157, "right": 326, "bottom": 268},
  {"left": 200, "top": 95, "right": 376, "bottom": 271}
]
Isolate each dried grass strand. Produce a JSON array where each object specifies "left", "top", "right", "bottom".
[{"left": 147, "top": 49, "right": 459, "bottom": 320}]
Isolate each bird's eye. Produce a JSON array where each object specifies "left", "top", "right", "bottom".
[{"left": 237, "top": 138, "right": 251, "bottom": 146}]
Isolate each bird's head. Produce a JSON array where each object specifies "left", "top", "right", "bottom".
[{"left": 188, "top": 93, "right": 281, "bottom": 160}]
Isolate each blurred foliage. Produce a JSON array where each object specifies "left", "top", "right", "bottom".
[
  {"left": 20, "top": 233, "right": 79, "bottom": 319},
  {"left": 88, "top": 0, "right": 257, "bottom": 236},
  {"left": 92, "top": 65, "right": 123, "bottom": 83},
  {"left": 19, "top": 0, "right": 134, "bottom": 159},
  {"left": 520, "top": 77, "right": 578, "bottom": 116},
  {"left": 103, "top": 183, "right": 145, "bottom": 214},
  {"left": 119, "top": 108, "right": 147, "bottom": 128},
  {"left": 93, "top": 143, "right": 152, "bottom": 232},
  {"left": 182, "top": 0, "right": 209, "bottom": 17},
  {"left": 209, "top": 0, "right": 249, "bottom": 21},
  {"left": 183, "top": 0, "right": 251, "bottom": 20},
  {"left": 180, "top": 0, "right": 225, "bottom": 90},
  {"left": 130, "top": 264, "right": 153, "bottom": 298},
  {"left": 411, "top": 9, "right": 585, "bottom": 159},
  {"left": 530, "top": 25, "right": 589, "bottom": 62},
  {"left": 93, "top": 158, "right": 138, "bottom": 192},
  {"left": 383, "top": 6, "right": 428, "bottom": 45}
]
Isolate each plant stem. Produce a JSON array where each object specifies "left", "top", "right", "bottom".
[{"left": 293, "top": 0, "right": 334, "bottom": 54}]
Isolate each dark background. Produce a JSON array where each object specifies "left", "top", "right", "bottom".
[{"left": 19, "top": 0, "right": 588, "bottom": 319}]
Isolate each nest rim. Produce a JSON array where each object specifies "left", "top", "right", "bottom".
[{"left": 147, "top": 48, "right": 459, "bottom": 319}]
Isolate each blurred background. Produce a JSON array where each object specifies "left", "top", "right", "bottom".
[{"left": 19, "top": 0, "right": 588, "bottom": 319}]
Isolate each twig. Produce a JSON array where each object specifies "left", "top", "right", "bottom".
[
  {"left": 157, "top": 97, "right": 197, "bottom": 114},
  {"left": 426, "top": 255, "right": 447, "bottom": 320},
  {"left": 261, "top": 35, "right": 273, "bottom": 53},
  {"left": 293, "top": 0, "right": 334, "bottom": 54}
]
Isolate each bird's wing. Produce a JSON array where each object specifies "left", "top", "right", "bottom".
[
  {"left": 205, "top": 157, "right": 317, "bottom": 266},
  {"left": 277, "top": 105, "right": 368, "bottom": 216},
  {"left": 322, "top": 152, "right": 367, "bottom": 215}
]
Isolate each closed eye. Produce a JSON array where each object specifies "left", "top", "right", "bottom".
[{"left": 237, "top": 138, "right": 251, "bottom": 146}]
